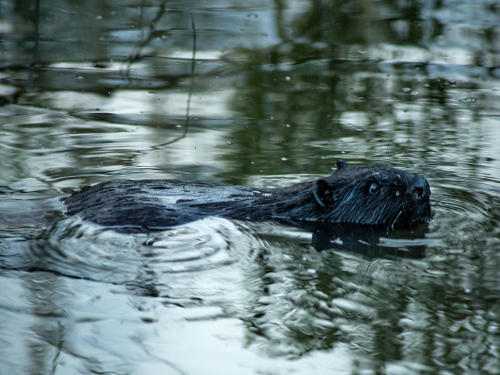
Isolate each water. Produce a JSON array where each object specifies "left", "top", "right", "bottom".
[{"left": 1, "top": 0, "right": 499, "bottom": 374}]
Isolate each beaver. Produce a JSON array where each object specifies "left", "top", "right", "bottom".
[{"left": 63, "top": 160, "right": 431, "bottom": 233}]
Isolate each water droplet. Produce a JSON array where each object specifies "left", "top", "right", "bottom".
[{"left": 459, "top": 97, "right": 477, "bottom": 103}]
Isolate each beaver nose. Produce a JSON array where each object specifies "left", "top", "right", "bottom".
[{"left": 410, "top": 174, "right": 431, "bottom": 201}]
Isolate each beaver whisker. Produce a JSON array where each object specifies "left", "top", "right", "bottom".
[{"left": 390, "top": 209, "right": 404, "bottom": 230}]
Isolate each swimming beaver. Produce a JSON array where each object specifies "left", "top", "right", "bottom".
[{"left": 64, "top": 161, "right": 431, "bottom": 233}]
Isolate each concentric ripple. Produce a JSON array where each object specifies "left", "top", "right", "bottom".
[{"left": 3, "top": 216, "right": 247, "bottom": 289}]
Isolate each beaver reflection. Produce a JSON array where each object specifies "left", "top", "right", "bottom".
[
  {"left": 303, "top": 222, "right": 429, "bottom": 259},
  {"left": 64, "top": 160, "right": 432, "bottom": 234}
]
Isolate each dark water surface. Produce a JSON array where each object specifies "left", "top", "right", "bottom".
[{"left": 1, "top": 1, "right": 499, "bottom": 374}]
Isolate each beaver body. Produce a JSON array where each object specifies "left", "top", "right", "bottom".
[{"left": 64, "top": 161, "right": 431, "bottom": 233}]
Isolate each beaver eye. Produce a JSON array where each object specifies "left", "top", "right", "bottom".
[{"left": 368, "top": 182, "right": 380, "bottom": 195}]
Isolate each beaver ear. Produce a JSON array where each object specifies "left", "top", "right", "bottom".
[
  {"left": 337, "top": 160, "right": 348, "bottom": 170},
  {"left": 313, "top": 179, "right": 333, "bottom": 208}
]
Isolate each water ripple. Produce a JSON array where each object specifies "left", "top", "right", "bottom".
[{"left": 3, "top": 217, "right": 244, "bottom": 288}]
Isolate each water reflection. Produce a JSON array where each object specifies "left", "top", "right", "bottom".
[
  {"left": 307, "top": 223, "right": 428, "bottom": 258},
  {"left": 240, "top": 223, "right": 500, "bottom": 373},
  {"left": 1, "top": 0, "right": 498, "bottom": 179},
  {"left": 0, "top": 0, "right": 499, "bottom": 374}
]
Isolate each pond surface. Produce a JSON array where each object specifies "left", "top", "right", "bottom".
[{"left": 1, "top": 0, "right": 499, "bottom": 374}]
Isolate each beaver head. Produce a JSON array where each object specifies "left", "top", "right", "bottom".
[{"left": 306, "top": 160, "right": 431, "bottom": 228}]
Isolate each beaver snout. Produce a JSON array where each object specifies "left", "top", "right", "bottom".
[{"left": 409, "top": 174, "right": 431, "bottom": 202}]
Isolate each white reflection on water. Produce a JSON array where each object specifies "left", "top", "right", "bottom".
[
  {"left": 36, "top": 88, "right": 236, "bottom": 119},
  {"left": 0, "top": 215, "right": 358, "bottom": 374}
]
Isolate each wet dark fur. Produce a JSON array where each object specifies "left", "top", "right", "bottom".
[{"left": 64, "top": 161, "right": 431, "bottom": 233}]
